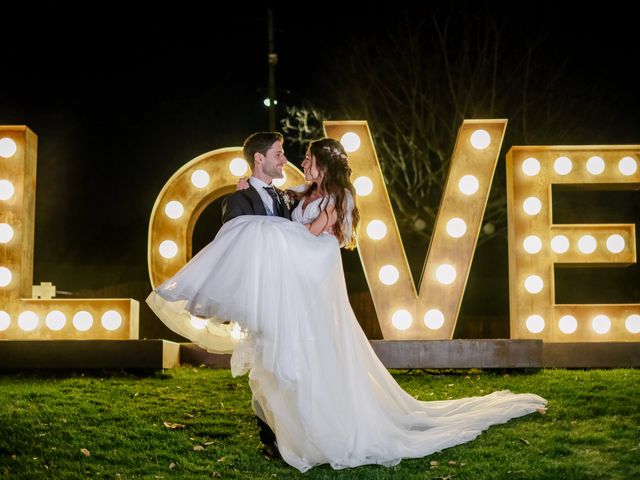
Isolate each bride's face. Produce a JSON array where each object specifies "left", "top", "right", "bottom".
[{"left": 302, "top": 149, "right": 323, "bottom": 183}]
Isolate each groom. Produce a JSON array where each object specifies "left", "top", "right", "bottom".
[
  {"left": 222, "top": 132, "right": 291, "bottom": 460},
  {"left": 222, "top": 131, "right": 292, "bottom": 222}
]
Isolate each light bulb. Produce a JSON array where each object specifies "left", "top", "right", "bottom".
[
  {"left": 523, "top": 197, "right": 542, "bottom": 216},
  {"left": 551, "top": 235, "right": 570, "bottom": 254},
  {"left": 592, "top": 314, "right": 611, "bottom": 334},
  {"left": 424, "top": 309, "right": 445, "bottom": 330},
  {"left": 618, "top": 156, "right": 637, "bottom": 176},
  {"left": 458, "top": 175, "right": 479, "bottom": 195},
  {"left": 191, "top": 169, "right": 210, "bottom": 188},
  {"left": 558, "top": 315, "right": 577, "bottom": 334},
  {"left": 159, "top": 240, "right": 178, "bottom": 259},
  {"left": 554, "top": 156, "right": 572, "bottom": 175},
  {"left": 470, "top": 129, "right": 491, "bottom": 150},
  {"left": 526, "top": 314, "right": 545, "bottom": 333},
  {"left": 229, "top": 157, "right": 249, "bottom": 176},
  {"left": 523, "top": 235, "right": 542, "bottom": 254},
  {"left": 521, "top": 157, "right": 541, "bottom": 176},
  {"left": 340, "top": 132, "right": 361, "bottom": 153},
  {"left": 379, "top": 265, "right": 399, "bottom": 285},
  {"left": 577, "top": 235, "right": 597, "bottom": 254},
  {"left": 366, "top": 220, "right": 387, "bottom": 240},
  {"left": 435, "top": 264, "right": 456, "bottom": 285},
  {"left": 586, "top": 156, "right": 605, "bottom": 175},
  {"left": 165, "top": 201, "right": 184, "bottom": 219},
  {"left": 353, "top": 176, "right": 373, "bottom": 196},
  {"left": 391, "top": 309, "right": 412, "bottom": 330}
]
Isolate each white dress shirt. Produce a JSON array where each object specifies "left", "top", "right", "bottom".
[{"left": 249, "top": 176, "right": 279, "bottom": 216}]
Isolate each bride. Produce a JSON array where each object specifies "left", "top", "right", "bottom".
[{"left": 146, "top": 137, "right": 547, "bottom": 473}]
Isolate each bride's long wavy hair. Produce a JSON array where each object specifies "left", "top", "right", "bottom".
[{"left": 298, "top": 138, "right": 360, "bottom": 249}]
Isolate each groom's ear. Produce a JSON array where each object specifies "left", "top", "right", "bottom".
[{"left": 254, "top": 152, "right": 263, "bottom": 166}]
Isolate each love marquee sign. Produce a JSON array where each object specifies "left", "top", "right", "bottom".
[{"left": 1, "top": 121, "right": 638, "bottom": 345}]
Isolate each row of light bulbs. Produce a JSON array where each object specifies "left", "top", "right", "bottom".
[
  {"left": 521, "top": 155, "right": 638, "bottom": 177},
  {"left": 390, "top": 308, "right": 446, "bottom": 331},
  {"left": 0, "top": 138, "right": 18, "bottom": 290},
  {"left": 522, "top": 233, "right": 626, "bottom": 255},
  {"left": 525, "top": 313, "right": 640, "bottom": 334},
  {"left": 0, "top": 309, "right": 124, "bottom": 332}
]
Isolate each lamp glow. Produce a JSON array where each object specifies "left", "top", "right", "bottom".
[
  {"left": 586, "top": 156, "right": 605, "bottom": 175},
  {"left": 391, "top": 309, "right": 412, "bottom": 330},
  {"left": 190, "top": 169, "right": 210, "bottom": 188},
  {"left": 435, "top": 264, "right": 456, "bottom": 285},
  {"left": 618, "top": 156, "right": 637, "bottom": 176},
  {"left": 0, "top": 180, "right": 15, "bottom": 201},
  {"left": 626, "top": 314, "right": 640, "bottom": 334},
  {"left": 577, "top": 235, "right": 597, "bottom": 254},
  {"left": 18, "top": 311, "right": 39, "bottom": 331},
  {"left": 366, "top": 220, "right": 387, "bottom": 240},
  {"left": 554, "top": 156, "right": 573, "bottom": 175},
  {"left": 0, "top": 223, "right": 14, "bottom": 243},
  {"left": 159, "top": 240, "right": 178, "bottom": 259},
  {"left": 229, "top": 157, "right": 249, "bottom": 176},
  {"left": 551, "top": 235, "right": 570, "bottom": 254},
  {"left": 524, "top": 275, "right": 544, "bottom": 294},
  {"left": 470, "top": 129, "right": 491, "bottom": 150},
  {"left": 0, "top": 138, "right": 17, "bottom": 158},
  {"left": 164, "top": 201, "right": 184, "bottom": 219},
  {"left": 340, "top": 132, "right": 361, "bottom": 153},
  {"left": 0, "top": 266, "right": 12, "bottom": 287},
  {"left": 558, "top": 315, "right": 578, "bottom": 334},
  {"left": 0, "top": 311, "right": 10, "bottom": 331},
  {"left": 45, "top": 311, "right": 66, "bottom": 331},
  {"left": 522, "top": 197, "right": 542, "bottom": 215},
  {"left": 73, "top": 311, "right": 93, "bottom": 331},
  {"left": 353, "top": 176, "right": 374, "bottom": 196},
  {"left": 592, "top": 314, "right": 611, "bottom": 334},
  {"left": 523, "top": 235, "right": 542, "bottom": 254},
  {"left": 101, "top": 310, "right": 123, "bottom": 331},
  {"left": 521, "top": 157, "right": 541, "bottom": 176},
  {"left": 379, "top": 265, "right": 400, "bottom": 285},
  {"left": 606, "top": 234, "right": 625, "bottom": 253},
  {"left": 526, "top": 314, "right": 545, "bottom": 333},
  {"left": 424, "top": 309, "right": 445, "bottom": 330},
  {"left": 458, "top": 175, "right": 479, "bottom": 195},
  {"left": 446, "top": 218, "right": 467, "bottom": 238}
]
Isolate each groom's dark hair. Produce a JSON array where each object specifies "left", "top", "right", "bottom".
[{"left": 243, "top": 132, "right": 284, "bottom": 169}]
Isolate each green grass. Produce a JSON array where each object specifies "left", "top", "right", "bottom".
[{"left": 1, "top": 367, "right": 639, "bottom": 479}]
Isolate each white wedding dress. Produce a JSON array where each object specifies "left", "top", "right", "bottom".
[{"left": 146, "top": 191, "right": 547, "bottom": 473}]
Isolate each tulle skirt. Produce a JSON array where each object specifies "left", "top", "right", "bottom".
[{"left": 146, "top": 215, "right": 547, "bottom": 472}]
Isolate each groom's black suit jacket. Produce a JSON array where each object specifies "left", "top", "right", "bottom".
[{"left": 222, "top": 184, "right": 292, "bottom": 223}]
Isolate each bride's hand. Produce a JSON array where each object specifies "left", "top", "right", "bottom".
[{"left": 236, "top": 177, "right": 250, "bottom": 191}]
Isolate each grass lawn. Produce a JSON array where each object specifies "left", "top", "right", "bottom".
[{"left": 1, "top": 366, "right": 638, "bottom": 479}]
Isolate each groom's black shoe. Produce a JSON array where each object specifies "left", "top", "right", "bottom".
[
  {"left": 261, "top": 441, "right": 282, "bottom": 460},
  {"left": 256, "top": 416, "right": 281, "bottom": 459}
]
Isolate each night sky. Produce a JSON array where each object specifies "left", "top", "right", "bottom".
[{"left": 2, "top": 2, "right": 638, "bottom": 338}]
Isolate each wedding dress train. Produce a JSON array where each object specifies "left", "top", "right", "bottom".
[{"left": 146, "top": 197, "right": 547, "bottom": 472}]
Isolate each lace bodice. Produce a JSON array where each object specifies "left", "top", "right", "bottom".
[{"left": 290, "top": 186, "right": 354, "bottom": 247}]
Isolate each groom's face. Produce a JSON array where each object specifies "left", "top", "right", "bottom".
[{"left": 260, "top": 140, "right": 286, "bottom": 180}]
